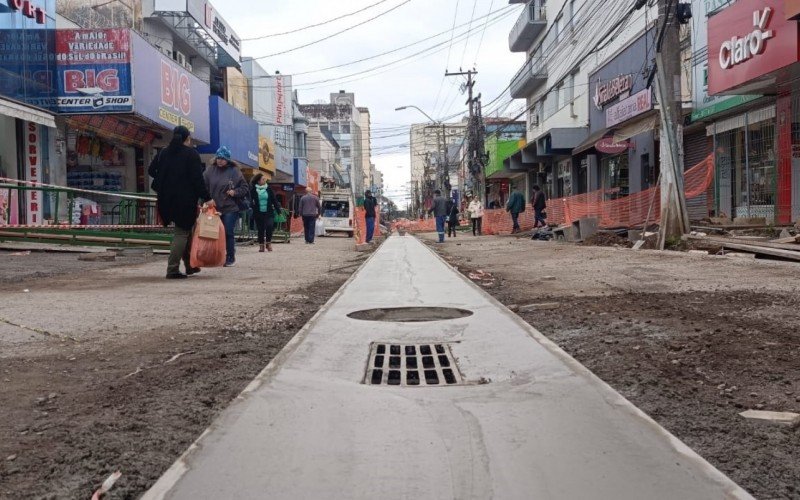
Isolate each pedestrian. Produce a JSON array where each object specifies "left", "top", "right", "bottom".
[
  {"left": 204, "top": 146, "right": 248, "bottom": 267},
  {"left": 467, "top": 195, "right": 484, "bottom": 236},
  {"left": 148, "top": 125, "right": 212, "bottom": 280},
  {"left": 250, "top": 172, "right": 282, "bottom": 253},
  {"left": 532, "top": 184, "right": 547, "bottom": 228},
  {"left": 428, "top": 189, "right": 448, "bottom": 243},
  {"left": 447, "top": 196, "right": 459, "bottom": 238},
  {"left": 363, "top": 189, "right": 378, "bottom": 243},
  {"left": 298, "top": 187, "right": 321, "bottom": 244},
  {"left": 506, "top": 187, "right": 525, "bottom": 234}
]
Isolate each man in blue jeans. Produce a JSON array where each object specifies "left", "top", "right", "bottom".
[
  {"left": 428, "top": 189, "right": 449, "bottom": 243},
  {"left": 298, "top": 187, "right": 321, "bottom": 244},
  {"left": 363, "top": 190, "right": 378, "bottom": 243}
]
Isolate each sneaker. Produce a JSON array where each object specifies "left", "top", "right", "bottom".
[
  {"left": 166, "top": 272, "right": 188, "bottom": 280},
  {"left": 186, "top": 267, "right": 201, "bottom": 276},
  {"left": 224, "top": 261, "right": 236, "bottom": 267}
]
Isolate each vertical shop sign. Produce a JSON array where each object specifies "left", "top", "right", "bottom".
[
  {"left": 25, "top": 122, "right": 42, "bottom": 224},
  {"left": 275, "top": 76, "right": 285, "bottom": 125}
]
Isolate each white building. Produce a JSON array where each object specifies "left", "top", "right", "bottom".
[{"left": 409, "top": 122, "right": 466, "bottom": 215}]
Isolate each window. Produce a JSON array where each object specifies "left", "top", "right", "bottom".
[
  {"left": 569, "top": 0, "right": 577, "bottom": 27},
  {"left": 564, "top": 73, "right": 574, "bottom": 104},
  {"left": 342, "top": 146, "right": 351, "bottom": 158},
  {"left": 554, "top": 14, "right": 563, "bottom": 41},
  {"left": 342, "top": 123, "right": 351, "bottom": 134},
  {"left": 329, "top": 122, "right": 340, "bottom": 134}
]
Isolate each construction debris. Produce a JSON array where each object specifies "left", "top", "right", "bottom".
[{"left": 739, "top": 410, "right": 800, "bottom": 427}]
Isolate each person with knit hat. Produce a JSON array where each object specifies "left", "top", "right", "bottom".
[{"left": 204, "top": 146, "right": 248, "bottom": 267}]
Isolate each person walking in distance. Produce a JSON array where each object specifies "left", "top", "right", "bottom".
[
  {"left": 363, "top": 190, "right": 378, "bottom": 243},
  {"left": 148, "top": 125, "right": 212, "bottom": 280},
  {"left": 506, "top": 187, "right": 526, "bottom": 234},
  {"left": 298, "top": 187, "right": 321, "bottom": 244},
  {"left": 428, "top": 189, "right": 448, "bottom": 243},
  {"left": 446, "top": 196, "right": 459, "bottom": 238},
  {"left": 531, "top": 184, "right": 547, "bottom": 229},
  {"left": 467, "top": 195, "right": 484, "bottom": 236},
  {"left": 204, "top": 146, "right": 248, "bottom": 267},
  {"left": 250, "top": 173, "right": 282, "bottom": 252}
]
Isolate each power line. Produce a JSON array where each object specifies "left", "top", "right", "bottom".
[
  {"left": 249, "top": 0, "right": 413, "bottom": 60},
  {"left": 242, "top": 0, "right": 394, "bottom": 41}
]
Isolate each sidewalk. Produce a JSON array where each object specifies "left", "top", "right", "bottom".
[{"left": 145, "top": 235, "right": 752, "bottom": 500}]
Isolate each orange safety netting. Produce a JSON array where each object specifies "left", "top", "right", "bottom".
[{"left": 393, "top": 154, "right": 715, "bottom": 234}]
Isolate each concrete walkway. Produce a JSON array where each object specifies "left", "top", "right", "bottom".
[{"left": 144, "top": 236, "right": 752, "bottom": 500}]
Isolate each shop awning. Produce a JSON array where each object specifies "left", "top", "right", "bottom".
[
  {"left": 612, "top": 113, "right": 658, "bottom": 143},
  {"left": 536, "top": 127, "right": 589, "bottom": 154},
  {"left": 573, "top": 129, "right": 611, "bottom": 155},
  {"left": 0, "top": 97, "right": 56, "bottom": 129}
]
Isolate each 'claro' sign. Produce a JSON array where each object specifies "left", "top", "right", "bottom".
[{"left": 707, "top": 0, "right": 800, "bottom": 95}]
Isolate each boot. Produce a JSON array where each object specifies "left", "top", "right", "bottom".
[
  {"left": 266, "top": 243, "right": 273, "bottom": 252},
  {"left": 259, "top": 244, "right": 265, "bottom": 253}
]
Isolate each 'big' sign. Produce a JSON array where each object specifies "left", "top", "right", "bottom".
[
  {"left": 63, "top": 69, "right": 120, "bottom": 93},
  {"left": 161, "top": 61, "right": 191, "bottom": 116}
]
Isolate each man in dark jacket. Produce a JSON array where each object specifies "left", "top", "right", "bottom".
[
  {"left": 506, "top": 187, "right": 525, "bottom": 234},
  {"left": 428, "top": 189, "right": 448, "bottom": 243},
  {"left": 149, "top": 125, "right": 212, "bottom": 279},
  {"left": 363, "top": 190, "right": 378, "bottom": 243},
  {"left": 298, "top": 187, "right": 322, "bottom": 244},
  {"left": 532, "top": 184, "right": 547, "bottom": 228}
]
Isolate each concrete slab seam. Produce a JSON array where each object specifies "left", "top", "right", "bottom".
[
  {"left": 415, "top": 236, "right": 755, "bottom": 499},
  {"left": 141, "top": 243, "right": 384, "bottom": 500}
]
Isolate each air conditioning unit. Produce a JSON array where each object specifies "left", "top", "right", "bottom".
[
  {"left": 184, "top": 62, "right": 193, "bottom": 72},
  {"left": 531, "top": 115, "right": 540, "bottom": 127},
  {"left": 173, "top": 51, "right": 187, "bottom": 67}
]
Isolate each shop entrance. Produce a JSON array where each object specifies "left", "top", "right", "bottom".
[{"left": 601, "top": 153, "right": 629, "bottom": 200}]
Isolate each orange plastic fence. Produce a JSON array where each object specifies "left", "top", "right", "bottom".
[{"left": 394, "top": 155, "right": 715, "bottom": 234}]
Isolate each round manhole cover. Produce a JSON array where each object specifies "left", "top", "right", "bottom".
[{"left": 347, "top": 307, "right": 473, "bottom": 322}]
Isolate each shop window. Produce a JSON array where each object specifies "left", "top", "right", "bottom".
[
  {"left": 557, "top": 159, "right": 572, "bottom": 197},
  {"left": 641, "top": 153, "right": 656, "bottom": 189},
  {"left": 602, "top": 154, "right": 629, "bottom": 199}
]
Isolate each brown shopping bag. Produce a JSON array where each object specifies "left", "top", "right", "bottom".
[{"left": 190, "top": 208, "right": 226, "bottom": 268}]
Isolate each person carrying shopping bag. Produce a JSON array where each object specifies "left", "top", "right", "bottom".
[
  {"left": 250, "top": 173, "right": 282, "bottom": 252},
  {"left": 148, "top": 125, "right": 212, "bottom": 280},
  {"left": 204, "top": 146, "right": 249, "bottom": 267},
  {"left": 467, "top": 195, "right": 484, "bottom": 236}
]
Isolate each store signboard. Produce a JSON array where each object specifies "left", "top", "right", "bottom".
[
  {"left": 788, "top": 0, "right": 800, "bottom": 19},
  {"left": 153, "top": 0, "right": 241, "bottom": 64},
  {"left": 55, "top": 29, "right": 133, "bottom": 113},
  {"left": 198, "top": 96, "right": 258, "bottom": 168},
  {"left": 606, "top": 88, "right": 653, "bottom": 127},
  {"left": 595, "top": 137, "right": 630, "bottom": 154},
  {"left": 258, "top": 136, "right": 276, "bottom": 174},
  {"left": 25, "top": 121, "right": 42, "bottom": 224},
  {"left": 224, "top": 67, "right": 249, "bottom": 115},
  {"left": 129, "top": 32, "right": 210, "bottom": 142},
  {"left": 6, "top": 0, "right": 48, "bottom": 24},
  {"left": 294, "top": 157, "right": 308, "bottom": 187},
  {"left": 708, "top": 0, "right": 800, "bottom": 95}
]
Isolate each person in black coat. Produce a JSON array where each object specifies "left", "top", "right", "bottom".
[
  {"left": 148, "top": 125, "right": 212, "bottom": 279},
  {"left": 250, "top": 172, "right": 282, "bottom": 252},
  {"left": 446, "top": 197, "right": 459, "bottom": 238}
]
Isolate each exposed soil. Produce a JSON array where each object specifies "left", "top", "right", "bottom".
[
  {"left": 580, "top": 231, "right": 634, "bottom": 248},
  {"left": 0, "top": 239, "right": 366, "bottom": 499},
  {"left": 426, "top": 235, "right": 800, "bottom": 500}
]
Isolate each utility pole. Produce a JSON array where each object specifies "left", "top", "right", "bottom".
[
  {"left": 654, "top": 0, "right": 690, "bottom": 246},
  {"left": 446, "top": 69, "right": 483, "bottom": 198}
]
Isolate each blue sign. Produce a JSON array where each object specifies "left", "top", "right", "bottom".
[
  {"left": 293, "top": 157, "right": 308, "bottom": 187},
  {"left": 198, "top": 96, "right": 259, "bottom": 168}
]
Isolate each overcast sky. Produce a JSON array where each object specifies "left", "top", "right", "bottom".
[{"left": 220, "top": 0, "right": 524, "bottom": 205}]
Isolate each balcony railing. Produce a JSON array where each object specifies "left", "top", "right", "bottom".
[
  {"left": 509, "top": 1, "right": 547, "bottom": 52},
  {"left": 510, "top": 57, "right": 547, "bottom": 99}
]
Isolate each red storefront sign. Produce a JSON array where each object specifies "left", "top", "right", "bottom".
[
  {"left": 6, "top": 0, "right": 47, "bottom": 24},
  {"left": 595, "top": 138, "right": 630, "bottom": 154},
  {"left": 787, "top": 0, "right": 800, "bottom": 20},
  {"left": 708, "top": 0, "right": 800, "bottom": 95}
]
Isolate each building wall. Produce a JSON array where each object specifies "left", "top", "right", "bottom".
[
  {"left": 307, "top": 123, "right": 338, "bottom": 179},
  {"left": 358, "top": 108, "right": 372, "bottom": 192}
]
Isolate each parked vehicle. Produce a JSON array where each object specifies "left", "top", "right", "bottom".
[{"left": 320, "top": 188, "right": 354, "bottom": 238}]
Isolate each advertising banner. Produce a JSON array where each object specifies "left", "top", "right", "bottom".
[
  {"left": 130, "top": 32, "right": 210, "bottom": 142},
  {"left": 606, "top": 88, "right": 653, "bottom": 127},
  {"left": 55, "top": 29, "right": 133, "bottom": 113},
  {"left": 294, "top": 157, "right": 308, "bottom": 187},
  {"left": 24, "top": 121, "right": 42, "bottom": 224},
  {"left": 224, "top": 67, "right": 249, "bottom": 115},
  {"left": 258, "top": 136, "right": 276, "bottom": 174},
  {"left": 708, "top": 0, "right": 800, "bottom": 95},
  {"left": 198, "top": 96, "right": 258, "bottom": 168}
]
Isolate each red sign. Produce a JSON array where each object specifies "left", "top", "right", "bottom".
[
  {"left": 708, "top": 0, "right": 800, "bottom": 95},
  {"left": 7, "top": 0, "right": 47, "bottom": 24},
  {"left": 595, "top": 137, "right": 630, "bottom": 154},
  {"left": 160, "top": 60, "right": 192, "bottom": 116},
  {"left": 787, "top": 0, "right": 800, "bottom": 20},
  {"left": 55, "top": 29, "right": 131, "bottom": 65}
]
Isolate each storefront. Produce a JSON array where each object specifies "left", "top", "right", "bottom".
[
  {"left": 54, "top": 27, "right": 211, "bottom": 223},
  {"left": 577, "top": 28, "right": 659, "bottom": 201},
  {"left": 0, "top": 0, "right": 57, "bottom": 225},
  {"left": 707, "top": 0, "right": 800, "bottom": 223},
  {"left": 486, "top": 135, "right": 527, "bottom": 207}
]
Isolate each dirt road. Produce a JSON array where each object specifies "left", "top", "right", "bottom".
[
  {"left": 0, "top": 237, "right": 365, "bottom": 499},
  {"left": 424, "top": 234, "right": 799, "bottom": 500}
]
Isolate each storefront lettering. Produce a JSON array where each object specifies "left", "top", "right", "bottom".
[
  {"left": 594, "top": 74, "right": 633, "bottom": 109},
  {"left": 63, "top": 69, "right": 120, "bottom": 93},
  {"left": 719, "top": 8, "right": 774, "bottom": 69},
  {"left": 25, "top": 122, "right": 41, "bottom": 224},
  {"left": 6, "top": 0, "right": 47, "bottom": 24},
  {"left": 161, "top": 60, "right": 192, "bottom": 115},
  {"left": 275, "top": 77, "right": 285, "bottom": 125}
]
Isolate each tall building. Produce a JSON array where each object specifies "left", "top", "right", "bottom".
[
  {"left": 306, "top": 123, "right": 342, "bottom": 182},
  {"left": 299, "top": 91, "right": 371, "bottom": 196},
  {"left": 409, "top": 121, "right": 466, "bottom": 216}
]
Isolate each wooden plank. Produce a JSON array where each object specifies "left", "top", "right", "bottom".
[
  {"left": 770, "top": 235, "right": 800, "bottom": 244},
  {"left": 700, "top": 241, "right": 800, "bottom": 261}
]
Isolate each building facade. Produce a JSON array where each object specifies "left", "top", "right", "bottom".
[{"left": 409, "top": 121, "right": 466, "bottom": 216}]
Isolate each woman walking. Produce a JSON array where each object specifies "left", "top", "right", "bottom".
[
  {"left": 148, "top": 125, "right": 212, "bottom": 280},
  {"left": 467, "top": 196, "right": 484, "bottom": 236},
  {"left": 250, "top": 173, "right": 282, "bottom": 252},
  {"left": 204, "top": 146, "right": 248, "bottom": 267}
]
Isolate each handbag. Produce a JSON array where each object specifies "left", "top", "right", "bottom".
[
  {"left": 226, "top": 169, "right": 251, "bottom": 211},
  {"left": 197, "top": 209, "right": 222, "bottom": 240}
]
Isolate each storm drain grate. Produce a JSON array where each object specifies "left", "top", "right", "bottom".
[{"left": 365, "top": 343, "right": 464, "bottom": 387}]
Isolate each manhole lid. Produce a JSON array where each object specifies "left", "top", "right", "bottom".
[
  {"left": 365, "top": 342, "right": 465, "bottom": 387},
  {"left": 348, "top": 307, "right": 473, "bottom": 322}
]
